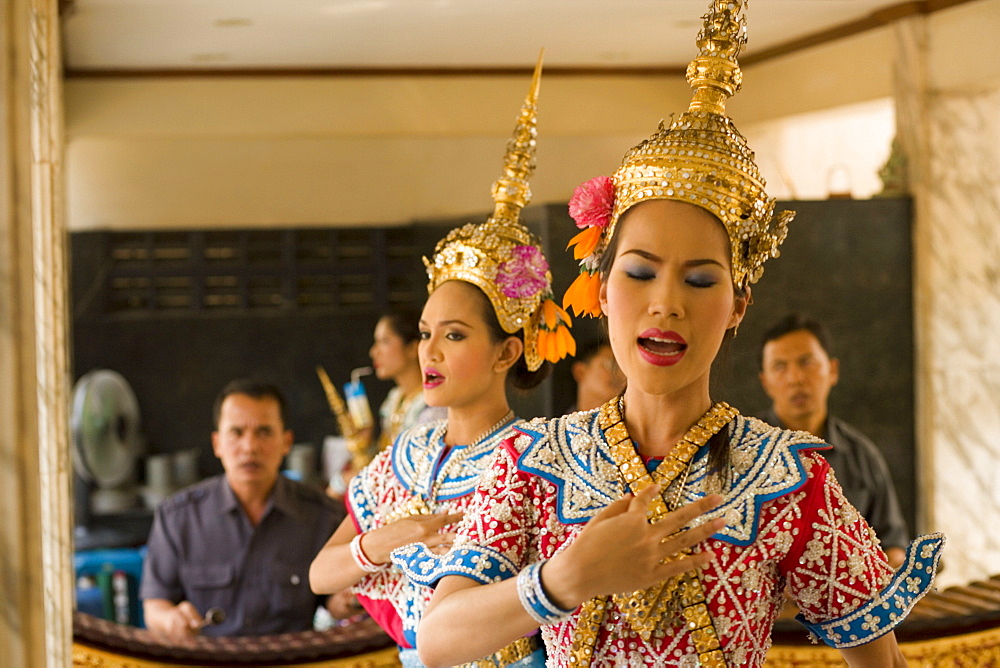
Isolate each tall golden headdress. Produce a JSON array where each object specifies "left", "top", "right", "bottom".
[
  {"left": 425, "top": 52, "right": 574, "bottom": 370},
  {"left": 564, "top": 0, "right": 795, "bottom": 318}
]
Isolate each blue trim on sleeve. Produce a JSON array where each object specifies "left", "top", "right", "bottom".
[
  {"left": 797, "top": 532, "right": 945, "bottom": 648},
  {"left": 391, "top": 542, "right": 520, "bottom": 588},
  {"left": 346, "top": 473, "right": 376, "bottom": 533}
]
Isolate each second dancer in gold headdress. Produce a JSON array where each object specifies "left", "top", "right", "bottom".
[
  {"left": 309, "top": 53, "right": 565, "bottom": 668},
  {"left": 415, "top": 3, "right": 943, "bottom": 667}
]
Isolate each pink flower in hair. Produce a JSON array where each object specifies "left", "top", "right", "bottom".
[
  {"left": 568, "top": 175, "right": 614, "bottom": 229},
  {"left": 497, "top": 245, "right": 549, "bottom": 299}
]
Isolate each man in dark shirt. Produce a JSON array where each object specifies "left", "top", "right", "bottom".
[
  {"left": 140, "top": 379, "right": 345, "bottom": 640},
  {"left": 757, "top": 314, "right": 909, "bottom": 568}
]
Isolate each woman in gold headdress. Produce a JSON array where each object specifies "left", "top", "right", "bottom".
[
  {"left": 308, "top": 56, "right": 572, "bottom": 667},
  {"left": 409, "top": 3, "right": 943, "bottom": 667}
]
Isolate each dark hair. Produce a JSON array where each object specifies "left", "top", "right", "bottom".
[
  {"left": 469, "top": 284, "right": 552, "bottom": 391},
  {"left": 380, "top": 307, "right": 422, "bottom": 345},
  {"left": 575, "top": 338, "right": 612, "bottom": 365},
  {"left": 758, "top": 313, "right": 833, "bottom": 370},
  {"left": 212, "top": 378, "right": 289, "bottom": 429},
  {"left": 599, "top": 203, "right": 745, "bottom": 486}
]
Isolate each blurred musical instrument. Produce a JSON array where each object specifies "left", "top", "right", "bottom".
[{"left": 316, "top": 366, "right": 372, "bottom": 470}]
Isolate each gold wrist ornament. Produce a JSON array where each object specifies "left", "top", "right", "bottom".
[
  {"left": 564, "top": 0, "right": 796, "bottom": 320},
  {"left": 425, "top": 51, "right": 574, "bottom": 370}
]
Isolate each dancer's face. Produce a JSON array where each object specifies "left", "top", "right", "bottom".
[
  {"left": 418, "top": 281, "right": 520, "bottom": 409},
  {"left": 600, "top": 200, "right": 747, "bottom": 399}
]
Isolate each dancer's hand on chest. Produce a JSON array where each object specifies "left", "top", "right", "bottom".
[
  {"left": 366, "top": 511, "right": 465, "bottom": 563},
  {"left": 540, "top": 488, "right": 724, "bottom": 608}
]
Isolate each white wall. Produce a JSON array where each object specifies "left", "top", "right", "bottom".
[
  {"left": 63, "top": 22, "right": 899, "bottom": 231},
  {"left": 64, "top": 75, "right": 691, "bottom": 229},
  {"left": 742, "top": 98, "right": 895, "bottom": 201}
]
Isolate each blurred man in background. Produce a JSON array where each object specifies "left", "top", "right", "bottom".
[
  {"left": 565, "top": 340, "right": 626, "bottom": 414},
  {"left": 141, "top": 379, "right": 347, "bottom": 641},
  {"left": 758, "top": 314, "right": 908, "bottom": 568}
]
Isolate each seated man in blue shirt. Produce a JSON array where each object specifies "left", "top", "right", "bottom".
[
  {"left": 758, "top": 314, "right": 909, "bottom": 568},
  {"left": 140, "top": 379, "right": 346, "bottom": 641}
]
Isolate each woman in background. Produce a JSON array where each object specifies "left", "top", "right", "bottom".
[
  {"left": 327, "top": 309, "right": 445, "bottom": 499},
  {"left": 370, "top": 308, "right": 445, "bottom": 453}
]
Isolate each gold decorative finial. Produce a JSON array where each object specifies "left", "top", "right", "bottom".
[
  {"left": 316, "top": 366, "right": 371, "bottom": 469},
  {"left": 686, "top": 0, "right": 747, "bottom": 115},
  {"left": 425, "top": 50, "right": 575, "bottom": 370},
  {"left": 490, "top": 49, "right": 543, "bottom": 226}
]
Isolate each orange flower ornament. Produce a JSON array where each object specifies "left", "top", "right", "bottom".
[
  {"left": 536, "top": 298, "right": 575, "bottom": 364},
  {"left": 563, "top": 271, "right": 603, "bottom": 318},
  {"left": 563, "top": 175, "right": 614, "bottom": 318}
]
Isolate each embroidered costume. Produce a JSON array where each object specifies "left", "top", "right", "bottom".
[
  {"left": 348, "top": 417, "right": 521, "bottom": 647},
  {"left": 397, "top": 405, "right": 944, "bottom": 666},
  {"left": 762, "top": 409, "right": 910, "bottom": 552}
]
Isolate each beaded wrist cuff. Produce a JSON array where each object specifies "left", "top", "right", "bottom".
[{"left": 516, "top": 561, "right": 575, "bottom": 626}]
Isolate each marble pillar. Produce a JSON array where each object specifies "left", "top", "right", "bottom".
[
  {"left": 0, "top": 0, "right": 72, "bottom": 664},
  {"left": 897, "top": 13, "right": 1000, "bottom": 588}
]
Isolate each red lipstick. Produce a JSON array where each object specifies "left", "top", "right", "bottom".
[
  {"left": 423, "top": 367, "right": 444, "bottom": 389},
  {"left": 636, "top": 329, "right": 687, "bottom": 367}
]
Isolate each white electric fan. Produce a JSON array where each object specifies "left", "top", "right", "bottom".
[{"left": 70, "top": 369, "right": 142, "bottom": 514}]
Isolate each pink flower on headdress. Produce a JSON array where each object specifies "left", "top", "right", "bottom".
[
  {"left": 568, "top": 175, "right": 614, "bottom": 229},
  {"left": 497, "top": 245, "right": 549, "bottom": 299}
]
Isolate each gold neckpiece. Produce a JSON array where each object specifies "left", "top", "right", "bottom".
[{"left": 569, "top": 397, "right": 737, "bottom": 667}]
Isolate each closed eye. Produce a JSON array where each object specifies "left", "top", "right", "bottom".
[
  {"left": 624, "top": 268, "right": 655, "bottom": 281},
  {"left": 686, "top": 274, "right": 719, "bottom": 288}
]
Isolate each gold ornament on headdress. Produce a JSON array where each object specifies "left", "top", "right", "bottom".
[
  {"left": 425, "top": 51, "right": 574, "bottom": 370},
  {"left": 564, "top": 0, "right": 795, "bottom": 319}
]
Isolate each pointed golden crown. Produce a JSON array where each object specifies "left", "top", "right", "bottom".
[
  {"left": 425, "top": 52, "right": 574, "bottom": 371},
  {"left": 608, "top": 0, "right": 793, "bottom": 288}
]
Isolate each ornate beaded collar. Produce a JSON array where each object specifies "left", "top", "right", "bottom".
[
  {"left": 599, "top": 397, "right": 738, "bottom": 518},
  {"left": 388, "top": 411, "right": 518, "bottom": 521}
]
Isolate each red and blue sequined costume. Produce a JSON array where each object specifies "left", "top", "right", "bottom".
[{"left": 395, "top": 408, "right": 943, "bottom": 666}]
